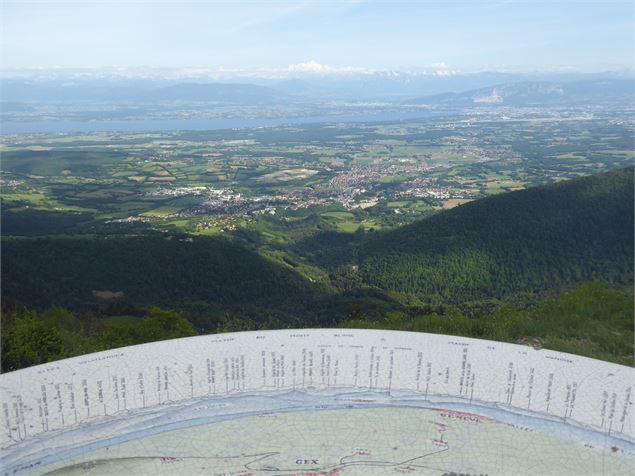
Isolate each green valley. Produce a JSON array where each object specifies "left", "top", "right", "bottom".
[{"left": 2, "top": 161, "right": 633, "bottom": 370}]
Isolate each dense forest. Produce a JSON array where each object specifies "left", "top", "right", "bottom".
[
  {"left": 2, "top": 167, "right": 633, "bottom": 370},
  {"left": 298, "top": 167, "right": 634, "bottom": 302},
  {"left": 360, "top": 167, "right": 633, "bottom": 300},
  {"left": 2, "top": 281, "right": 632, "bottom": 371},
  {"left": 2, "top": 235, "right": 331, "bottom": 330}
]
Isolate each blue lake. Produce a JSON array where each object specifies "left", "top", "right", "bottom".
[{"left": 0, "top": 111, "right": 444, "bottom": 135}]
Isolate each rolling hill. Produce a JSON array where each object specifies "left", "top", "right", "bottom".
[
  {"left": 298, "top": 167, "right": 634, "bottom": 302},
  {"left": 410, "top": 79, "right": 635, "bottom": 106},
  {"left": 2, "top": 168, "right": 633, "bottom": 329},
  {"left": 2, "top": 168, "right": 633, "bottom": 369},
  {"left": 1, "top": 235, "right": 330, "bottom": 330}
]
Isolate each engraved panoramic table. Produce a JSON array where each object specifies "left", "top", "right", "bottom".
[{"left": 1, "top": 329, "right": 634, "bottom": 475}]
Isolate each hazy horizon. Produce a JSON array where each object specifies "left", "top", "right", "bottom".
[{"left": 2, "top": 63, "right": 634, "bottom": 79}]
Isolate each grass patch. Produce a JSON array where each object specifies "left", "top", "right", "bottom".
[{"left": 321, "top": 211, "right": 355, "bottom": 219}]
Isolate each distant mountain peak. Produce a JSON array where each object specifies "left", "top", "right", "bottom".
[{"left": 410, "top": 78, "right": 635, "bottom": 106}]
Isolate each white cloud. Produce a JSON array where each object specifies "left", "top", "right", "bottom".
[
  {"left": 288, "top": 60, "right": 332, "bottom": 73},
  {"left": 287, "top": 60, "right": 372, "bottom": 75},
  {"left": 427, "top": 62, "right": 459, "bottom": 76}
]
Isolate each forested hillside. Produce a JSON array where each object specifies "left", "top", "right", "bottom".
[
  {"left": 1, "top": 235, "right": 332, "bottom": 330},
  {"left": 4, "top": 168, "right": 633, "bottom": 313},
  {"left": 2, "top": 168, "right": 633, "bottom": 369},
  {"left": 298, "top": 167, "right": 634, "bottom": 303},
  {"left": 3, "top": 282, "right": 632, "bottom": 370}
]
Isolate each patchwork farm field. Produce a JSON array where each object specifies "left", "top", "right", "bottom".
[{"left": 2, "top": 111, "right": 633, "bottom": 238}]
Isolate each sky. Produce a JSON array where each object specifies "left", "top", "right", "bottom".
[{"left": 1, "top": 0, "right": 633, "bottom": 74}]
